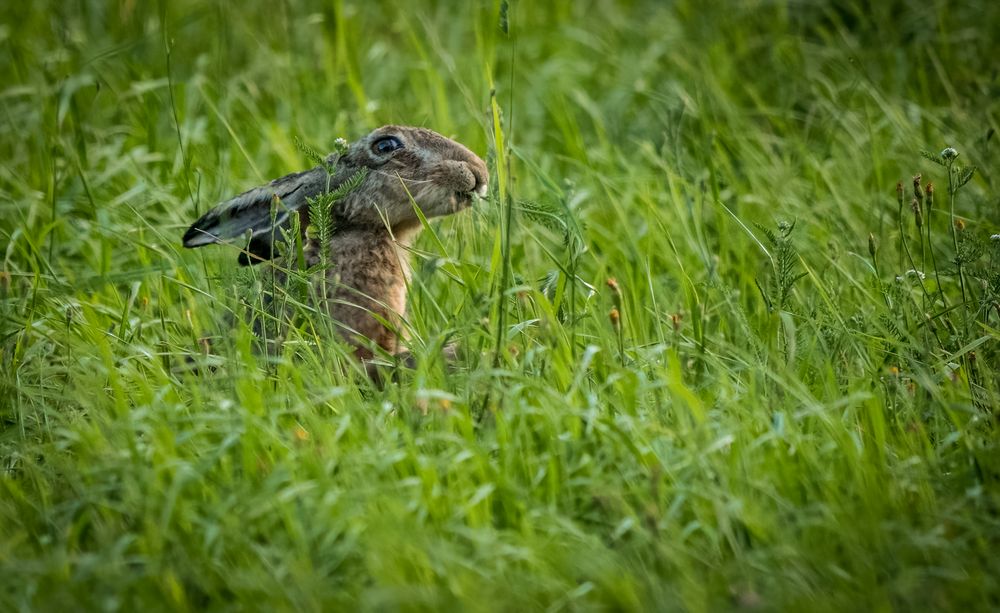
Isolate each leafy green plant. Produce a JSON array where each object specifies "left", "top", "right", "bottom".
[{"left": 754, "top": 220, "right": 806, "bottom": 313}]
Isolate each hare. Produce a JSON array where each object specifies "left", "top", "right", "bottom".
[{"left": 183, "top": 125, "right": 488, "bottom": 367}]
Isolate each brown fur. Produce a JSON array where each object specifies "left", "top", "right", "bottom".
[{"left": 184, "top": 125, "right": 488, "bottom": 367}]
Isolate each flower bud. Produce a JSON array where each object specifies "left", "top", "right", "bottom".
[
  {"left": 606, "top": 277, "right": 622, "bottom": 311},
  {"left": 911, "top": 198, "right": 923, "bottom": 229}
]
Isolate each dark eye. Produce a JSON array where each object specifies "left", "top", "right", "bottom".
[{"left": 372, "top": 136, "right": 404, "bottom": 155}]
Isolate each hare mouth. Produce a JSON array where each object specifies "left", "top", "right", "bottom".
[
  {"left": 454, "top": 191, "right": 475, "bottom": 207},
  {"left": 455, "top": 184, "right": 487, "bottom": 206}
]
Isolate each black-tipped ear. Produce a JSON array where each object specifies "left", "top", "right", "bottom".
[
  {"left": 182, "top": 166, "right": 331, "bottom": 264},
  {"left": 235, "top": 234, "right": 280, "bottom": 266}
]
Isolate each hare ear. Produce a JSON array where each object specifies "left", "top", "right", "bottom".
[{"left": 182, "top": 166, "right": 330, "bottom": 264}]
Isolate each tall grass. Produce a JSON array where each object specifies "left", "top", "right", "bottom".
[{"left": 1, "top": 0, "right": 998, "bottom": 610}]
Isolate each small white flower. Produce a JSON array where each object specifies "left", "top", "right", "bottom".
[
  {"left": 895, "top": 270, "right": 925, "bottom": 282},
  {"left": 333, "top": 137, "right": 349, "bottom": 155},
  {"left": 941, "top": 147, "right": 958, "bottom": 160},
  {"left": 991, "top": 234, "right": 1000, "bottom": 242}
]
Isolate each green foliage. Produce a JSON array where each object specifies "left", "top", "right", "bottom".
[
  {"left": 920, "top": 149, "right": 948, "bottom": 166},
  {"left": 955, "top": 165, "right": 977, "bottom": 190},
  {"left": 754, "top": 221, "right": 806, "bottom": 312},
  {"left": 306, "top": 166, "right": 369, "bottom": 273},
  {"left": 1, "top": 0, "right": 999, "bottom": 611},
  {"left": 294, "top": 135, "right": 328, "bottom": 169}
]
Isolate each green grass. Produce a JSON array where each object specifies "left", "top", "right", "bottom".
[{"left": 2, "top": 0, "right": 1000, "bottom": 610}]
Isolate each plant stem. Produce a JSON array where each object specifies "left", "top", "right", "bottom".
[
  {"left": 926, "top": 188, "right": 947, "bottom": 307},
  {"left": 898, "top": 195, "right": 932, "bottom": 304},
  {"left": 947, "top": 160, "right": 969, "bottom": 327}
]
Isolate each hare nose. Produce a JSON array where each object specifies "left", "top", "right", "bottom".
[{"left": 468, "top": 158, "right": 488, "bottom": 197}]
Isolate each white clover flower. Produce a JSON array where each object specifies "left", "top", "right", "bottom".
[{"left": 941, "top": 147, "right": 958, "bottom": 160}]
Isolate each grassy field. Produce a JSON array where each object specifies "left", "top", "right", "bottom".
[{"left": 2, "top": 0, "right": 999, "bottom": 610}]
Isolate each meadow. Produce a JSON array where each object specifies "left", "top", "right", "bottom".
[{"left": 2, "top": 0, "right": 999, "bottom": 610}]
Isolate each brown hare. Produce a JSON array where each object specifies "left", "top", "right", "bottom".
[{"left": 183, "top": 125, "right": 488, "bottom": 369}]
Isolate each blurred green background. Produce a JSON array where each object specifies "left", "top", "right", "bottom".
[{"left": 2, "top": 1, "right": 999, "bottom": 610}]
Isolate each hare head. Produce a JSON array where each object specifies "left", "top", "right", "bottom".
[
  {"left": 337, "top": 126, "right": 489, "bottom": 228},
  {"left": 183, "top": 125, "right": 488, "bottom": 264}
]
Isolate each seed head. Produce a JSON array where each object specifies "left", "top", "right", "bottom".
[
  {"left": 911, "top": 198, "right": 923, "bottom": 229},
  {"left": 925, "top": 182, "right": 934, "bottom": 209},
  {"left": 607, "top": 277, "right": 622, "bottom": 311},
  {"left": 912, "top": 174, "right": 923, "bottom": 203}
]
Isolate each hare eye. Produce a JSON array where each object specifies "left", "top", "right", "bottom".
[{"left": 372, "top": 136, "right": 404, "bottom": 154}]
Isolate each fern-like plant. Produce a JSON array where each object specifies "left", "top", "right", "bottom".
[{"left": 754, "top": 220, "right": 806, "bottom": 313}]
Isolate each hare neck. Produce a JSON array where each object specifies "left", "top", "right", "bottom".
[{"left": 325, "top": 226, "right": 419, "bottom": 358}]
